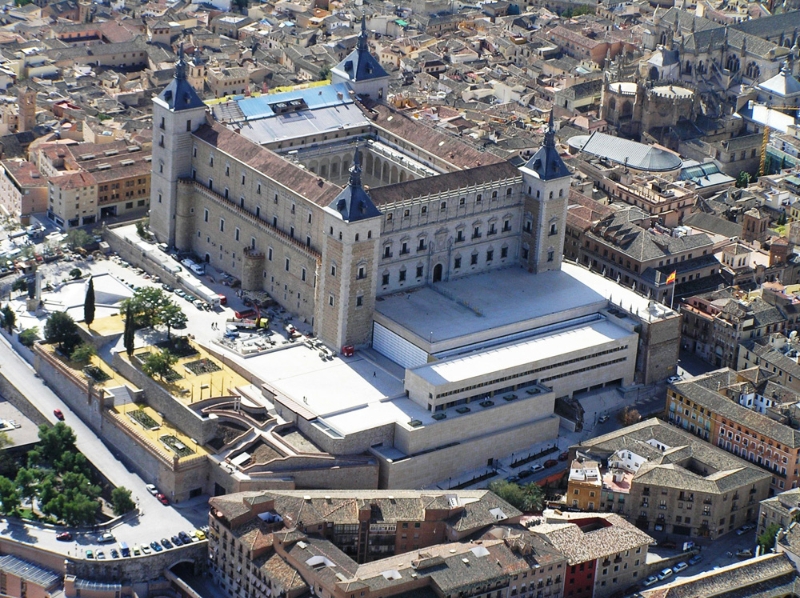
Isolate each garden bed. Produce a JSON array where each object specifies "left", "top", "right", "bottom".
[
  {"left": 154, "top": 337, "right": 198, "bottom": 358},
  {"left": 84, "top": 365, "right": 110, "bottom": 383},
  {"left": 159, "top": 434, "right": 195, "bottom": 457},
  {"left": 128, "top": 409, "right": 159, "bottom": 430},
  {"left": 184, "top": 358, "right": 221, "bottom": 375},
  {"left": 134, "top": 352, "right": 183, "bottom": 382}
]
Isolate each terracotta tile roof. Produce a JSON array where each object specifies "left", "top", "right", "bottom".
[
  {"left": 1, "top": 160, "right": 45, "bottom": 187},
  {"left": 193, "top": 123, "right": 342, "bottom": 207},
  {"left": 52, "top": 170, "right": 96, "bottom": 190}
]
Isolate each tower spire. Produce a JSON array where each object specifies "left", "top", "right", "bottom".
[
  {"left": 349, "top": 145, "right": 363, "bottom": 189},
  {"left": 176, "top": 41, "right": 187, "bottom": 81},
  {"left": 357, "top": 16, "right": 368, "bottom": 53},
  {"left": 545, "top": 111, "right": 556, "bottom": 148}
]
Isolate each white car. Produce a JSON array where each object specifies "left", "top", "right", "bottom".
[
  {"left": 642, "top": 575, "right": 659, "bottom": 587},
  {"left": 146, "top": 484, "right": 158, "bottom": 496},
  {"left": 667, "top": 375, "right": 682, "bottom": 384},
  {"left": 673, "top": 562, "right": 688, "bottom": 574},
  {"left": 658, "top": 568, "right": 674, "bottom": 581},
  {"left": 530, "top": 463, "right": 545, "bottom": 473}
]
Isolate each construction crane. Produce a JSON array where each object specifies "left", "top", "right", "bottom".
[{"left": 756, "top": 103, "right": 799, "bottom": 176}]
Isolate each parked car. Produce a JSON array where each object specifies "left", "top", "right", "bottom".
[
  {"left": 558, "top": 451, "right": 569, "bottom": 461},
  {"left": 110, "top": 549, "right": 120, "bottom": 559},
  {"left": 194, "top": 529, "right": 206, "bottom": 541},
  {"left": 161, "top": 538, "right": 172, "bottom": 549},
  {"left": 736, "top": 548, "right": 753, "bottom": 558},
  {"left": 736, "top": 524, "right": 755, "bottom": 535},
  {"left": 161, "top": 284, "right": 174, "bottom": 293},
  {"left": 667, "top": 375, "right": 682, "bottom": 384},
  {"left": 96, "top": 550, "right": 106, "bottom": 560},
  {"left": 643, "top": 575, "right": 658, "bottom": 587},
  {"left": 174, "top": 289, "right": 185, "bottom": 297},
  {"left": 145, "top": 484, "right": 158, "bottom": 496},
  {"left": 688, "top": 555, "right": 702, "bottom": 566},
  {"left": 658, "top": 568, "right": 673, "bottom": 581},
  {"left": 156, "top": 493, "right": 169, "bottom": 506},
  {"left": 673, "top": 562, "right": 688, "bottom": 574},
  {"left": 517, "top": 469, "right": 533, "bottom": 479},
  {"left": 150, "top": 541, "right": 163, "bottom": 553},
  {"left": 53, "top": 408, "right": 64, "bottom": 421},
  {"left": 543, "top": 459, "right": 558, "bottom": 468},
  {"left": 598, "top": 414, "right": 609, "bottom": 423},
  {"left": 56, "top": 531, "right": 72, "bottom": 541},
  {"left": 141, "top": 544, "right": 151, "bottom": 555},
  {"left": 179, "top": 531, "right": 192, "bottom": 544},
  {"left": 97, "top": 532, "right": 115, "bottom": 544},
  {"left": 85, "top": 549, "right": 94, "bottom": 559},
  {"left": 530, "top": 463, "right": 545, "bottom": 473},
  {"left": 171, "top": 535, "right": 183, "bottom": 547},
  {"left": 132, "top": 545, "right": 141, "bottom": 556},
  {"left": 505, "top": 475, "right": 520, "bottom": 484}
]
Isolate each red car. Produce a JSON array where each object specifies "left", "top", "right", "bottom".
[
  {"left": 53, "top": 409, "right": 64, "bottom": 421},
  {"left": 544, "top": 459, "right": 559, "bottom": 468},
  {"left": 156, "top": 493, "right": 169, "bottom": 506},
  {"left": 56, "top": 531, "right": 72, "bottom": 541}
]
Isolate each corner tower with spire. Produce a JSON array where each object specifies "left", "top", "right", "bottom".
[
  {"left": 331, "top": 16, "right": 390, "bottom": 100},
  {"left": 520, "top": 112, "right": 571, "bottom": 274},
  {"left": 150, "top": 43, "right": 207, "bottom": 247},
  {"left": 318, "top": 145, "right": 382, "bottom": 349}
]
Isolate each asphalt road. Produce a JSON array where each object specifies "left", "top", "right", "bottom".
[{"left": 0, "top": 333, "right": 209, "bottom": 555}]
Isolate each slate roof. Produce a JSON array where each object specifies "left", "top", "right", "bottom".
[
  {"left": 333, "top": 17, "right": 389, "bottom": 84},
  {"left": 522, "top": 112, "right": 570, "bottom": 181},
  {"left": 157, "top": 44, "right": 205, "bottom": 112},
  {"left": 579, "top": 131, "right": 682, "bottom": 171},
  {"left": 328, "top": 147, "right": 381, "bottom": 222},
  {"left": 682, "top": 211, "right": 741, "bottom": 239}
]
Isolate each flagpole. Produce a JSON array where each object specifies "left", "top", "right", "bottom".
[{"left": 670, "top": 279, "right": 675, "bottom": 311}]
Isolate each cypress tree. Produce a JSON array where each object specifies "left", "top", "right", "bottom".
[
  {"left": 124, "top": 303, "right": 134, "bottom": 357},
  {"left": 84, "top": 277, "right": 95, "bottom": 326}
]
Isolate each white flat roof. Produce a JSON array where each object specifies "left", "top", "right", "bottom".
[
  {"left": 374, "top": 263, "right": 675, "bottom": 351},
  {"left": 412, "top": 318, "right": 634, "bottom": 387}
]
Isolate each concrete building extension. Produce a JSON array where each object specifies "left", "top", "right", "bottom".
[
  {"left": 571, "top": 418, "right": 771, "bottom": 539},
  {"left": 758, "top": 487, "right": 800, "bottom": 536},
  {"left": 206, "top": 489, "right": 570, "bottom": 598},
  {"left": 667, "top": 368, "right": 800, "bottom": 495},
  {"left": 740, "top": 333, "right": 800, "bottom": 393}
]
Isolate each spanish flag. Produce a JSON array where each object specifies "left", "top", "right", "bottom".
[{"left": 666, "top": 271, "right": 677, "bottom": 285}]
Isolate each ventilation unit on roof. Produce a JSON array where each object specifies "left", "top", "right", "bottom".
[
  {"left": 104, "top": 149, "right": 119, "bottom": 156},
  {"left": 127, "top": 145, "right": 141, "bottom": 152},
  {"left": 120, "top": 159, "right": 135, "bottom": 166},
  {"left": 96, "top": 163, "right": 111, "bottom": 170},
  {"left": 79, "top": 154, "right": 95, "bottom": 160}
]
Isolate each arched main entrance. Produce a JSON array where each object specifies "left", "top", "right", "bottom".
[{"left": 433, "top": 263, "right": 443, "bottom": 282}]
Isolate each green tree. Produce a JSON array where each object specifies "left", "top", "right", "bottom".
[
  {"left": 121, "top": 287, "right": 168, "bottom": 329},
  {"left": 69, "top": 268, "right": 82, "bottom": 280},
  {"left": 124, "top": 303, "right": 135, "bottom": 357},
  {"left": 44, "top": 311, "right": 81, "bottom": 354},
  {"left": 758, "top": 522, "right": 781, "bottom": 552},
  {"left": 71, "top": 343, "right": 96, "bottom": 365},
  {"left": 11, "top": 277, "right": 28, "bottom": 294},
  {"left": 111, "top": 486, "right": 136, "bottom": 516},
  {"left": 1, "top": 305, "right": 15, "bottom": 334},
  {"left": 28, "top": 422, "right": 77, "bottom": 468},
  {"left": 159, "top": 301, "right": 187, "bottom": 339},
  {"left": 66, "top": 228, "right": 91, "bottom": 250},
  {"left": 488, "top": 480, "right": 528, "bottom": 511},
  {"left": 84, "top": 276, "right": 95, "bottom": 326},
  {"left": 520, "top": 482, "right": 546, "bottom": 512},
  {"left": 54, "top": 450, "right": 90, "bottom": 477},
  {"left": 736, "top": 171, "right": 752, "bottom": 188},
  {"left": 18, "top": 326, "right": 39, "bottom": 348},
  {"left": 319, "top": 64, "right": 331, "bottom": 80},
  {"left": 0, "top": 476, "right": 19, "bottom": 514},
  {"left": 142, "top": 348, "right": 178, "bottom": 381},
  {"left": 14, "top": 468, "right": 37, "bottom": 505}
]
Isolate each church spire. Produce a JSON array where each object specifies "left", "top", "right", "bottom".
[
  {"left": 357, "top": 16, "right": 368, "bottom": 53},
  {"left": 176, "top": 41, "right": 187, "bottom": 81}
]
